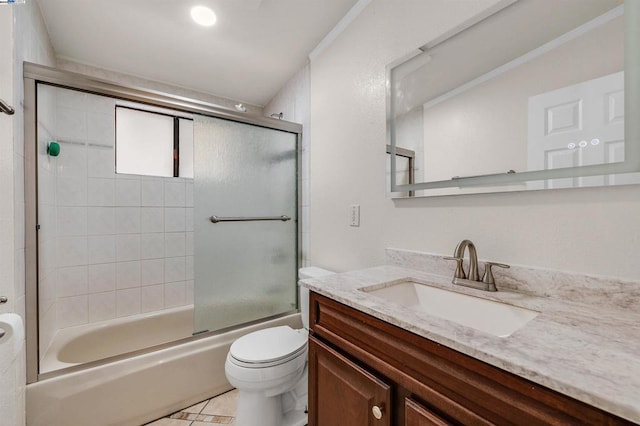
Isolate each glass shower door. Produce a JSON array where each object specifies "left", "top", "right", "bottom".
[{"left": 193, "top": 116, "right": 298, "bottom": 333}]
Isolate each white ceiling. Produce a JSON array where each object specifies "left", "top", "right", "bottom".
[{"left": 37, "top": 0, "right": 360, "bottom": 106}]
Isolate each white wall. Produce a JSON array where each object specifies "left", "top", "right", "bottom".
[
  {"left": 309, "top": 0, "right": 640, "bottom": 281},
  {"left": 0, "top": 1, "right": 56, "bottom": 424},
  {"left": 0, "top": 4, "right": 16, "bottom": 316}
]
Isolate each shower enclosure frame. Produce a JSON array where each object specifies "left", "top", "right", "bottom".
[{"left": 23, "top": 62, "right": 303, "bottom": 384}]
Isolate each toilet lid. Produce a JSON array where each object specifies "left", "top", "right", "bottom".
[{"left": 230, "top": 326, "right": 307, "bottom": 365}]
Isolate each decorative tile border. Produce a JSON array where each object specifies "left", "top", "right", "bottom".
[
  {"left": 169, "top": 411, "right": 233, "bottom": 424},
  {"left": 148, "top": 389, "right": 237, "bottom": 425}
]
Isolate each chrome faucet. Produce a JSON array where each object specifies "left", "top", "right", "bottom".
[{"left": 445, "top": 239, "right": 509, "bottom": 292}]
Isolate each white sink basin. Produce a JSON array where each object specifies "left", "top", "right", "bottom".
[{"left": 360, "top": 280, "right": 539, "bottom": 337}]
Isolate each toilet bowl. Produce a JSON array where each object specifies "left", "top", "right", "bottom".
[{"left": 225, "top": 267, "right": 334, "bottom": 426}]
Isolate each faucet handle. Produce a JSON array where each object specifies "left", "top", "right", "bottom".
[
  {"left": 482, "top": 261, "right": 510, "bottom": 285},
  {"left": 443, "top": 256, "right": 466, "bottom": 279}
]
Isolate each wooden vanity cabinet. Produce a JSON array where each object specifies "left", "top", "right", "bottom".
[
  {"left": 308, "top": 292, "right": 634, "bottom": 426},
  {"left": 309, "top": 337, "right": 391, "bottom": 426}
]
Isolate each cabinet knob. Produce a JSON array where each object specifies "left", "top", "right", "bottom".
[{"left": 372, "top": 405, "right": 384, "bottom": 420}]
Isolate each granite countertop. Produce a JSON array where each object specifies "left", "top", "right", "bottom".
[{"left": 301, "top": 263, "right": 640, "bottom": 423}]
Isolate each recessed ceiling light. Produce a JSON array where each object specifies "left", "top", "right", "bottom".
[{"left": 191, "top": 5, "right": 217, "bottom": 27}]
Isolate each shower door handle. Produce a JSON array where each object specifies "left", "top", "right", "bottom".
[{"left": 209, "top": 215, "right": 291, "bottom": 223}]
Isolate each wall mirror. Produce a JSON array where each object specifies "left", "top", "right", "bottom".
[{"left": 387, "top": 0, "right": 640, "bottom": 197}]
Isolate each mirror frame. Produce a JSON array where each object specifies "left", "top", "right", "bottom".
[{"left": 387, "top": 0, "right": 640, "bottom": 197}]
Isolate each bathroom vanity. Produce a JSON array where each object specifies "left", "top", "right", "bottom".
[
  {"left": 308, "top": 293, "right": 631, "bottom": 425},
  {"left": 302, "top": 252, "right": 640, "bottom": 425}
]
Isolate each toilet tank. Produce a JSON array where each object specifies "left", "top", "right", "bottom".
[{"left": 298, "top": 267, "right": 334, "bottom": 329}]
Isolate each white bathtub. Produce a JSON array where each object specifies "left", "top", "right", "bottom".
[
  {"left": 40, "top": 306, "right": 195, "bottom": 373},
  {"left": 27, "top": 309, "right": 302, "bottom": 426}
]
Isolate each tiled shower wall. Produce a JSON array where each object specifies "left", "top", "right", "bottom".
[{"left": 38, "top": 85, "right": 194, "bottom": 355}]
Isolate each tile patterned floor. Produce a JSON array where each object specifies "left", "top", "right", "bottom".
[{"left": 146, "top": 389, "right": 238, "bottom": 425}]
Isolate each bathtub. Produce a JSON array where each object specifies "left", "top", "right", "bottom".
[
  {"left": 27, "top": 308, "right": 302, "bottom": 426},
  {"left": 40, "top": 306, "right": 195, "bottom": 373}
]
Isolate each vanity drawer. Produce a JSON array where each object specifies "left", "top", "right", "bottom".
[
  {"left": 405, "top": 398, "right": 451, "bottom": 426},
  {"left": 309, "top": 292, "right": 634, "bottom": 425}
]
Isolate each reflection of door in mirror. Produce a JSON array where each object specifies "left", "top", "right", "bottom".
[
  {"left": 527, "top": 72, "right": 632, "bottom": 189},
  {"left": 386, "top": 145, "right": 416, "bottom": 197}
]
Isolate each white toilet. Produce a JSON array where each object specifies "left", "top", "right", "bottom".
[{"left": 225, "top": 267, "right": 334, "bottom": 426}]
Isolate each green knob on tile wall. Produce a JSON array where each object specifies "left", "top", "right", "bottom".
[{"left": 47, "top": 141, "right": 60, "bottom": 157}]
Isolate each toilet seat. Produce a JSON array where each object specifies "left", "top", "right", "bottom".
[{"left": 229, "top": 326, "right": 308, "bottom": 369}]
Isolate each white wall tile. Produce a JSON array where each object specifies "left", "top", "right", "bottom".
[
  {"left": 185, "top": 256, "right": 194, "bottom": 280},
  {"left": 57, "top": 236, "right": 88, "bottom": 267},
  {"left": 88, "top": 263, "right": 116, "bottom": 293},
  {"left": 186, "top": 280, "right": 194, "bottom": 304},
  {"left": 57, "top": 88, "right": 87, "bottom": 109},
  {"left": 37, "top": 169, "right": 56, "bottom": 205},
  {"left": 87, "top": 146, "right": 115, "bottom": 178},
  {"left": 116, "top": 261, "right": 141, "bottom": 289},
  {"left": 185, "top": 208, "right": 193, "bottom": 232},
  {"left": 164, "top": 257, "right": 186, "bottom": 283},
  {"left": 87, "top": 112, "right": 115, "bottom": 146},
  {"left": 116, "top": 288, "right": 141, "bottom": 317},
  {"left": 89, "top": 292, "right": 116, "bottom": 322},
  {"left": 164, "top": 208, "right": 185, "bottom": 232},
  {"left": 56, "top": 143, "right": 87, "bottom": 177},
  {"left": 141, "top": 284, "right": 164, "bottom": 313},
  {"left": 116, "top": 234, "right": 140, "bottom": 262},
  {"left": 164, "top": 281, "right": 186, "bottom": 308},
  {"left": 56, "top": 107, "right": 87, "bottom": 141},
  {"left": 164, "top": 233, "right": 185, "bottom": 258},
  {"left": 57, "top": 295, "right": 88, "bottom": 328},
  {"left": 38, "top": 204, "right": 57, "bottom": 242},
  {"left": 86, "top": 92, "right": 115, "bottom": 114},
  {"left": 87, "top": 207, "right": 115, "bottom": 235},
  {"left": 57, "top": 207, "right": 87, "bottom": 236},
  {"left": 141, "top": 207, "right": 164, "bottom": 233},
  {"left": 87, "top": 178, "right": 115, "bottom": 206},
  {"left": 186, "top": 232, "right": 194, "bottom": 256},
  {"left": 56, "top": 266, "right": 88, "bottom": 297},
  {"left": 39, "top": 239, "right": 57, "bottom": 276},
  {"left": 185, "top": 182, "right": 193, "bottom": 207},
  {"left": 57, "top": 176, "right": 87, "bottom": 206},
  {"left": 140, "top": 259, "right": 164, "bottom": 285},
  {"left": 115, "top": 207, "right": 140, "bottom": 234},
  {"left": 140, "top": 233, "right": 164, "bottom": 260},
  {"left": 87, "top": 235, "right": 116, "bottom": 264},
  {"left": 164, "top": 181, "right": 185, "bottom": 207},
  {"left": 141, "top": 179, "right": 163, "bottom": 206},
  {"left": 116, "top": 179, "right": 141, "bottom": 206}
]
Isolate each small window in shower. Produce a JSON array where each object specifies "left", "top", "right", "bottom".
[{"left": 115, "top": 106, "right": 194, "bottom": 178}]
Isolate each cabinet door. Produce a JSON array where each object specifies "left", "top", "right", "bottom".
[
  {"left": 405, "top": 398, "right": 452, "bottom": 426},
  {"left": 309, "top": 336, "right": 391, "bottom": 426}
]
